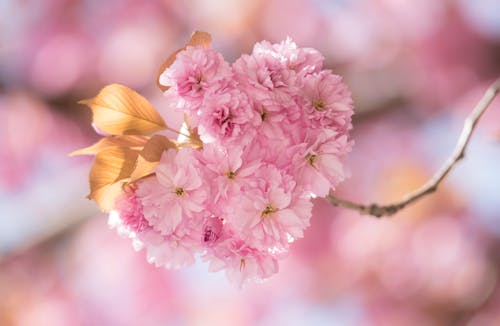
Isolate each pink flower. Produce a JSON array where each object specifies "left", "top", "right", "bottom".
[
  {"left": 205, "top": 236, "right": 279, "bottom": 287},
  {"left": 196, "top": 143, "right": 261, "bottom": 206},
  {"left": 159, "top": 46, "right": 231, "bottom": 102},
  {"left": 253, "top": 94, "right": 304, "bottom": 145},
  {"left": 253, "top": 38, "right": 324, "bottom": 77},
  {"left": 114, "top": 185, "right": 150, "bottom": 233},
  {"left": 136, "top": 148, "right": 207, "bottom": 235},
  {"left": 142, "top": 230, "right": 201, "bottom": 269},
  {"left": 198, "top": 88, "right": 258, "bottom": 144},
  {"left": 230, "top": 165, "right": 313, "bottom": 251},
  {"left": 232, "top": 54, "right": 275, "bottom": 93},
  {"left": 232, "top": 50, "right": 297, "bottom": 104},
  {"left": 301, "top": 70, "right": 353, "bottom": 131},
  {"left": 291, "top": 130, "right": 352, "bottom": 197}
]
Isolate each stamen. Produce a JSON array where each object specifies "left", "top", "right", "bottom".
[
  {"left": 195, "top": 75, "right": 203, "bottom": 91},
  {"left": 261, "top": 204, "right": 277, "bottom": 217},
  {"left": 240, "top": 258, "right": 246, "bottom": 271},
  {"left": 305, "top": 153, "right": 317, "bottom": 166},
  {"left": 175, "top": 188, "right": 185, "bottom": 197},
  {"left": 314, "top": 101, "right": 326, "bottom": 111}
]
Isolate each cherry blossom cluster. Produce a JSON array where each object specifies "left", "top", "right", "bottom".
[{"left": 110, "top": 38, "right": 353, "bottom": 286}]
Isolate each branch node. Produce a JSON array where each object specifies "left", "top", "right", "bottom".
[{"left": 428, "top": 184, "right": 438, "bottom": 193}]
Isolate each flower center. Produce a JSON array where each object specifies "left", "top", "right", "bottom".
[
  {"left": 195, "top": 74, "right": 204, "bottom": 90},
  {"left": 305, "top": 153, "right": 317, "bottom": 166},
  {"left": 221, "top": 114, "right": 232, "bottom": 125},
  {"left": 203, "top": 226, "right": 219, "bottom": 243},
  {"left": 261, "top": 204, "right": 277, "bottom": 217},
  {"left": 261, "top": 111, "right": 268, "bottom": 121},
  {"left": 314, "top": 100, "right": 326, "bottom": 111},
  {"left": 175, "top": 187, "right": 185, "bottom": 197},
  {"left": 227, "top": 171, "right": 236, "bottom": 179}
]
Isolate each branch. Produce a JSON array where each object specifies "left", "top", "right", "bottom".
[{"left": 327, "top": 77, "right": 500, "bottom": 217}]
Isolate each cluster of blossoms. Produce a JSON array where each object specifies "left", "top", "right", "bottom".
[{"left": 110, "top": 38, "right": 353, "bottom": 286}]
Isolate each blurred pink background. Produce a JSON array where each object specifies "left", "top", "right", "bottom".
[{"left": 1, "top": 0, "right": 500, "bottom": 325}]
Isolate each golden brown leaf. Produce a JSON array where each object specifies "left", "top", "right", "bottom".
[
  {"left": 131, "top": 135, "right": 177, "bottom": 181},
  {"left": 157, "top": 31, "right": 212, "bottom": 92},
  {"left": 88, "top": 147, "right": 138, "bottom": 211},
  {"left": 70, "top": 135, "right": 149, "bottom": 156},
  {"left": 89, "top": 182, "right": 126, "bottom": 213},
  {"left": 80, "top": 84, "right": 167, "bottom": 135},
  {"left": 185, "top": 30, "right": 212, "bottom": 48}
]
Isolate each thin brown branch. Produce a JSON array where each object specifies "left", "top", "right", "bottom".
[{"left": 327, "top": 77, "right": 500, "bottom": 217}]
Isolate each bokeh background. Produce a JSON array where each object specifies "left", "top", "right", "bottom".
[{"left": 1, "top": 0, "right": 500, "bottom": 325}]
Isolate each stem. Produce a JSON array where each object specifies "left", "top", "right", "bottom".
[{"left": 166, "top": 126, "right": 192, "bottom": 139}]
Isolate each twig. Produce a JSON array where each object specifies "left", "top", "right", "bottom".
[
  {"left": 165, "top": 126, "right": 192, "bottom": 139},
  {"left": 327, "top": 77, "right": 500, "bottom": 217}
]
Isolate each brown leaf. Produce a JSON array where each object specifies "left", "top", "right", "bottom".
[
  {"left": 80, "top": 84, "right": 167, "bottom": 135},
  {"left": 157, "top": 31, "right": 212, "bottom": 92},
  {"left": 70, "top": 135, "right": 149, "bottom": 156},
  {"left": 131, "top": 135, "right": 177, "bottom": 181},
  {"left": 89, "top": 182, "right": 126, "bottom": 213},
  {"left": 88, "top": 147, "right": 138, "bottom": 211},
  {"left": 185, "top": 30, "right": 212, "bottom": 47}
]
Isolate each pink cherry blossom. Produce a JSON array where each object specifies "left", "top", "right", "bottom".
[
  {"left": 253, "top": 38, "right": 324, "bottom": 77},
  {"left": 159, "top": 45, "right": 232, "bottom": 103},
  {"left": 291, "top": 130, "right": 352, "bottom": 197},
  {"left": 196, "top": 143, "right": 261, "bottom": 205},
  {"left": 130, "top": 208, "right": 208, "bottom": 269},
  {"left": 230, "top": 165, "right": 313, "bottom": 251},
  {"left": 114, "top": 185, "right": 150, "bottom": 233},
  {"left": 205, "top": 235, "right": 279, "bottom": 287},
  {"left": 136, "top": 148, "right": 207, "bottom": 236},
  {"left": 198, "top": 88, "right": 259, "bottom": 144},
  {"left": 253, "top": 93, "right": 304, "bottom": 143},
  {"left": 301, "top": 70, "right": 353, "bottom": 131},
  {"left": 140, "top": 228, "right": 201, "bottom": 269},
  {"left": 221, "top": 245, "right": 279, "bottom": 287},
  {"left": 232, "top": 50, "right": 297, "bottom": 108}
]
